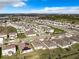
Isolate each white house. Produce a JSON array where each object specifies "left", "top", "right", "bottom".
[
  {"left": 2, "top": 44, "right": 16, "bottom": 56},
  {"left": 24, "top": 26, "right": 30, "bottom": 31},
  {"left": 9, "top": 33, "right": 17, "bottom": 39},
  {"left": 0, "top": 38, "right": 3, "bottom": 44},
  {"left": 0, "top": 33, "right": 7, "bottom": 39},
  {"left": 48, "top": 29, "right": 54, "bottom": 33}
]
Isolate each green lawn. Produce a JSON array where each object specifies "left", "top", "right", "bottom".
[
  {"left": 54, "top": 27, "right": 65, "bottom": 34},
  {"left": 17, "top": 33, "right": 26, "bottom": 38},
  {"left": 49, "top": 26, "right": 65, "bottom": 34}
]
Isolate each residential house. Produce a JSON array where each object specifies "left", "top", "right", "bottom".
[
  {"left": 19, "top": 41, "right": 32, "bottom": 53},
  {"left": 2, "top": 44, "right": 16, "bottom": 56},
  {"left": 26, "top": 29, "right": 36, "bottom": 37}
]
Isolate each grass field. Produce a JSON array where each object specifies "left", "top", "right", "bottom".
[
  {"left": 49, "top": 26, "right": 65, "bottom": 34},
  {"left": 17, "top": 33, "right": 26, "bottom": 38}
]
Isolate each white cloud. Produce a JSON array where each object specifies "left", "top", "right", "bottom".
[
  {"left": 13, "top": 2, "right": 25, "bottom": 7},
  {"left": 0, "top": 0, "right": 27, "bottom": 8},
  {"left": 26, "top": 7, "right": 79, "bottom": 14},
  {"left": 0, "top": 6, "right": 79, "bottom": 14}
]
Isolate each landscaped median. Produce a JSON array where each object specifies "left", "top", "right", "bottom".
[{"left": 48, "top": 25, "right": 65, "bottom": 34}]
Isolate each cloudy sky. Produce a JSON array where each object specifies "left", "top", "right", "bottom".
[{"left": 0, "top": 0, "right": 79, "bottom": 14}]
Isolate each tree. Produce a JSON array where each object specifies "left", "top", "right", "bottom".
[
  {"left": 56, "top": 54, "right": 62, "bottom": 59},
  {"left": 48, "top": 54, "right": 51, "bottom": 59},
  {"left": 0, "top": 47, "right": 2, "bottom": 58}
]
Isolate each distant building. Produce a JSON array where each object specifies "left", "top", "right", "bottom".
[
  {"left": 24, "top": 26, "right": 30, "bottom": 32},
  {"left": 26, "top": 29, "right": 36, "bottom": 37},
  {"left": 47, "top": 29, "right": 54, "bottom": 33},
  {"left": 9, "top": 33, "right": 17, "bottom": 39}
]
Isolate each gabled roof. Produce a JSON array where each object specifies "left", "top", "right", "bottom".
[{"left": 2, "top": 44, "right": 15, "bottom": 50}]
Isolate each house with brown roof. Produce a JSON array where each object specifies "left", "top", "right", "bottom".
[{"left": 19, "top": 41, "right": 32, "bottom": 53}]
